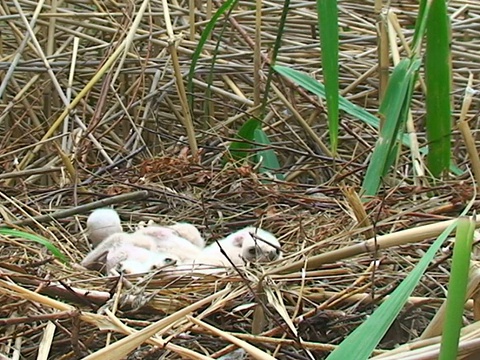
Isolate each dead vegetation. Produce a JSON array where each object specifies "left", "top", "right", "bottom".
[{"left": 1, "top": 0, "right": 480, "bottom": 359}]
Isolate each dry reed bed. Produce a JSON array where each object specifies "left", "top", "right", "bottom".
[{"left": 0, "top": 0, "right": 480, "bottom": 359}]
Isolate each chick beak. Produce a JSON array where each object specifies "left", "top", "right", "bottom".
[{"left": 268, "top": 250, "right": 280, "bottom": 261}]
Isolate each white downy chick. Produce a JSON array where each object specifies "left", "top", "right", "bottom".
[
  {"left": 134, "top": 225, "right": 203, "bottom": 262},
  {"left": 239, "top": 226, "right": 282, "bottom": 262},
  {"left": 107, "top": 243, "right": 179, "bottom": 274},
  {"left": 86, "top": 208, "right": 122, "bottom": 247},
  {"left": 194, "top": 227, "right": 282, "bottom": 267},
  {"left": 168, "top": 222, "right": 205, "bottom": 248},
  {"left": 137, "top": 220, "right": 205, "bottom": 249},
  {"left": 80, "top": 232, "right": 159, "bottom": 271}
]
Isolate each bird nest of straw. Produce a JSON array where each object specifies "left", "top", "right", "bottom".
[{"left": 1, "top": 0, "right": 480, "bottom": 359}]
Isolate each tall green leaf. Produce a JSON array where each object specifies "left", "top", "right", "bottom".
[
  {"left": 361, "top": 58, "right": 421, "bottom": 196},
  {"left": 203, "top": 5, "right": 237, "bottom": 121},
  {"left": 228, "top": 118, "right": 260, "bottom": 161},
  {"left": 439, "top": 217, "right": 475, "bottom": 360},
  {"left": 253, "top": 128, "right": 283, "bottom": 180},
  {"left": 316, "top": 0, "right": 339, "bottom": 153},
  {"left": 0, "top": 228, "right": 68, "bottom": 263},
  {"left": 261, "top": 0, "right": 290, "bottom": 116},
  {"left": 227, "top": 119, "right": 283, "bottom": 179},
  {"left": 273, "top": 65, "right": 388, "bottom": 137},
  {"left": 326, "top": 218, "right": 459, "bottom": 360},
  {"left": 425, "top": 0, "right": 451, "bottom": 177},
  {"left": 411, "top": 0, "right": 431, "bottom": 54},
  {"left": 187, "top": 0, "right": 238, "bottom": 109},
  {"left": 273, "top": 65, "right": 463, "bottom": 177}
]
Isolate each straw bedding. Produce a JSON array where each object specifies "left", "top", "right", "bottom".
[{"left": 1, "top": 0, "right": 479, "bottom": 359}]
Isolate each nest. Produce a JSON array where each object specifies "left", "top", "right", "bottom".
[{"left": 1, "top": 0, "right": 480, "bottom": 359}]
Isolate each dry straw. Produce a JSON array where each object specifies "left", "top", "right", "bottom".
[{"left": 1, "top": 0, "right": 480, "bottom": 359}]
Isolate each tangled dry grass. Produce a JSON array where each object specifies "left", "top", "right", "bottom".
[{"left": 1, "top": 0, "right": 480, "bottom": 359}]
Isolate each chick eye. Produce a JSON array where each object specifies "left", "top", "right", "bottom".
[
  {"left": 247, "top": 247, "right": 256, "bottom": 255},
  {"left": 275, "top": 249, "right": 281, "bottom": 255},
  {"left": 164, "top": 257, "right": 176, "bottom": 264}
]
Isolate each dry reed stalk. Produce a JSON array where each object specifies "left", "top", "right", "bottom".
[
  {"left": 342, "top": 186, "right": 375, "bottom": 239},
  {"left": 94, "top": 310, "right": 213, "bottom": 360},
  {"left": 104, "top": 276, "right": 124, "bottom": 347},
  {"left": 188, "top": 315, "right": 277, "bottom": 360},
  {"left": 1, "top": 1, "right": 480, "bottom": 358},
  {"left": 62, "top": 37, "right": 79, "bottom": 152},
  {"left": 162, "top": 0, "right": 198, "bottom": 156},
  {"left": 253, "top": 0, "right": 262, "bottom": 109},
  {"left": 371, "top": 322, "right": 480, "bottom": 359},
  {"left": 16, "top": 0, "right": 151, "bottom": 172},
  {"left": 270, "top": 81, "right": 332, "bottom": 157},
  {"left": 163, "top": 286, "right": 246, "bottom": 341},
  {"left": 0, "top": 278, "right": 229, "bottom": 359},
  {"left": 420, "top": 261, "right": 480, "bottom": 340},
  {"left": 457, "top": 73, "right": 480, "bottom": 191},
  {"left": 37, "top": 321, "right": 55, "bottom": 360},
  {"left": 304, "top": 289, "right": 475, "bottom": 310},
  {"left": 1, "top": 190, "right": 149, "bottom": 226},
  {"left": 269, "top": 217, "right": 480, "bottom": 275},
  {"left": 375, "top": 1, "right": 389, "bottom": 102}
]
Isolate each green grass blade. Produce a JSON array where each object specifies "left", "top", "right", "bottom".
[
  {"left": 273, "top": 65, "right": 389, "bottom": 138},
  {"left": 361, "top": 58, "right": 421, "bottom": 196},
  {"left": 326, "top": 218, "right": 459, "bottom": 360},
  {"left": 187, "top": 0, "right": 238, "bottom": 109},
  {"left": 261, "top": 0, "right": 290, "bottom": 116},
  {"left": 253, "top": 128, "right": 283, "bottom": 180},
  {"left": 227, "top": 118, "right": 283, "bottom": 179},
  {"left": 0, "top": 228, "right": 68, "bottom": 263},
  {"left": 316, "top": 0, "right": 339, "bottom": 153},
  {"left": 227, "top": 118, "right": 260, "bottom": 161},
  {"left": 411, "top": 0, "right": 430, "bottom": 55},
  {"left": 381, "top": 68, "right": 419, "bottom": 178},
  {"left": 204, "top": 5, "right": 237, "bottom": 120},
  {"left": 425, "top": 0, "right": 451, "bottom": 178},
  {"left": 439, "top": 216, "right": 475, "bottom": 360},
  {"left": 272, "top": 65, "right": 464, "bottom": 176}
]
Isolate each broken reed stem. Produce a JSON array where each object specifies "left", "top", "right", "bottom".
[
  {"left": 2, "top": 190, "right": 149, "bottom": 226},
  {"left": 375, "top": 3, "right": 388, "bottom": 103},
  {"left": 188, "top": 316, "right": 276, "bottom": 360},
  {"left": 457, "top": 73, "right": 480, "bottom": 192},
  {"left": 371, "top": 322, "right": 480, "bottom": 359},
  {"left": 268, "top": 217, "right": 480, "bottom": 275},
  {"left": 162, "top": 0, "right": 198, "bottom": 157},
  {"left": 253, "top": 0, "right": 262, "bottom": 109},
  {"left": 342, "top": 186, "right": 375, "bottom": 239},
  {"left": 189, "top": 0, "right": 195, "bottom": 41},
  {"left": 17, "top": 0, "right": 151, "bottom": 172},
  {"left": 0, "top": 279, "right": 227, "bottom": 360},
  {"left": 62, "top": 36, "right": 79, "bottom": 152},
  {"left": 420, "top": 261, "right": 480, "bottom": 340}
]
